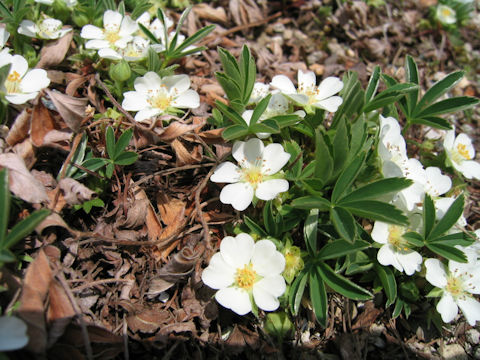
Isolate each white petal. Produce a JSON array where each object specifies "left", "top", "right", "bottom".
[
  {"left": 232, "top": 138, "right": 264, "bottom": 169},
  {"left": 9, "top": 55, "right": 28, "bottom": 77},
  {"left": 455, "top": 133, "right": 475, "bottom": 158},
  {"left": 201, "top": 253, "right": 235, "bottom": 289},
  {"left": 457, "top": 160, "right": 480, "bottom": 180},
  {"left": 425, "top": 258, "right": 448, "bottom": 288},
  {"left": 261, "top": 143, "right": 291, "bottom": 175},
  {"left": 80, "top": 24, "right": 104, "bottom": 40},
  {"left": 85, "top": 39, "right": 110, "bottom": 49},
  {"left": 457, "top": 296, "right": 480, "bottom": 326},
  {"left": 215, "top": 287, "right": 252, "bottom": 315},
  {"left": 119, "top": 15, "right": 138, "bottom": 36},
  {"left": 241, "top": 110, "right": 253, "bottom": 126},
  {"left": 103, "top": 10, "right": 122, "bottom": 30},
  {"left": 316, "top": 76, "right": 344, "bottom": 99},
  {"left": 270, "top": 75, "right": 296, "bottom": 94},
  {"left": 371, "top": 222, "right": 390, "bottom": 244},
  {"left": 0, "top": 28, "right": 9, "bottom": 48},
  {"left": 255, "top": 179, "right": 289, "bottom": 201},
  {"left": 443, "top": 129, "right": 455, "bottom": 151},
  {"left": 98, "top": 48, "right": 122, "bottom": 60},
  {"left": 134, "top": 71, "right": 161, "bottom": 93},
  {"left": 17, "top": 20, "right": 38, "bottom": 37},
  {"left": 425, "top": 167, "right": 452, "bottom": 196},
  {"left": 253, "top": 277, "right": 285, "bottom": 311},
  {"left": 210, "top": 162, "right": 241, "bottom": 183},
  {"left": 220, "top": 233, "right": 254, "bottom": 269},
  {"left": 134, "top": 108, "right": 161, "bottom": 122},
  {"left": 297, "top": 70, "right": 316, "bottom": 91},
  {"left": 20, "top": 69, "right": 50, "bottom": 92},
  {"left": 114, "top": 36, "right": 132, "bottom": 49},
  {"left": 255, "top": 275, "right": 286, "bottom": 299},
  {"left": 5, "top": 92, "right": 38, "bottom": 104},
  {"left": 396, "top": 251, "right": 422, "bottom": 276},
  {"left": 0, "top": 316, "right": 28, "bottom": 351},
  {"left": 171, "top": 90, "right": 199, "bottom": 109},
  {"left": 377, "top": 244, "right": 403, "bottom": 272},
  {"left": 0, "top": 51, "right": 12, "bottom": 68},
  {"left": 122, "top": 91, "right": 149, "bottom": 111},
  {"left": 164, "top": 74, "right": 190, "bottom": 93},
  {"left": 219, "top": 182, "right": 254, "bottom": 211},
  {"left": 287, "top": 93, "right": 309, "bottom": 105},
  {"left": 314, "top": 96, "right": 343, "bottom": 112},
  {"left": 251, "top": 240, "right": 285, "bottom": 276},
  {"left": 437, "top": 293, "right": 458, "bottom": 323}
]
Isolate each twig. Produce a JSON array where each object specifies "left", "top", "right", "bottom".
[
  {"left": 71, "top": 278, "right": 133, "bottom": 293},
  {"left": 195, "top": 166, "right": 216, "bottom": 250}
]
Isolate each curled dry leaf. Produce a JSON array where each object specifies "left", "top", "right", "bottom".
[
  {"left": 17, "top": 249, "right": 53, "bottom": 353},
  {"left": 0, "top": 153, "right": 49, "bottom": 203},
  {"left": 13, "top": 138, "right": 36, "bottom": 168},
  {"left": 36, "top": 30, "right": 73, "bottom": 69},
  {"left": 42, "top": 129, "right": 73, "bottom": 152},
  {"left": 45, "top": 89, "right": 88, "bottom": 132},
  {"left": 171, "top": 139, "right": 202, "bottom": 166},
  {"left": 193, "top": 3, "right": 227, "bottom": 24},
  {"left": 157, "top": 246, "right": 203, "bottom": 282},
  {"left": 6, "top": 109, "right": 31, "bottom": 147},
  {"left": 31, "top": 101, "right": 57, "bottom": 147},
  {"left": 36, "top": 212, "right": 78, "bottom": 236},
  {"left": 46, "top": 280, "right": 76, "bottom": 347},
  {"left": 58, "top": 178, "right": 96, "bottom": 205},
  {"left": 157, "top": 121, "right": 201, "bottom": 142},
  {"left": 157, "top": 193, "right": 186, "bottom": 226}
]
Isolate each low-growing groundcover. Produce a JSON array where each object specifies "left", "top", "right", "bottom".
[{"left": 0, "top": 0, "right": 480, "bottom": 359}]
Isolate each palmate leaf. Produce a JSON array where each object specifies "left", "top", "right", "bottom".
[
  {"left": 309, "top": 267, "right": 328, "bottom": 327},
  {"left": 317, "top": 262, "right": 372, "bottom": 300},
  {"left": 375, "top": 263, "right": 397, "bottom": 307}
]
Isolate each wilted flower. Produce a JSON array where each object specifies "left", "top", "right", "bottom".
[
  {"left": 0, "top": 53, "right": 50, "bottom": 104},
  {"left": 201, "top": 233, "right": 286, "bottom": 315},
  {"left": 18, "top": 18, "right": 71, "bottom": 40},
  {"left": 444, "top": 129, "right": 480, "bottom": 180},
  {"left": 425, "top": 255, "right": 480, "bottom": 325},
  {"left": 0, "top": 316, "right": 29, "bottom": 351},
  {"left": 210, "top": 138, "right": 291, "bottom": 211},
  {"left": 271, "top": 70, "right": 343, "bottom": 113},
  {"left": 437, "top": 4, "right": 457, "bottom": 25},
  {"left": 122, "top": 71, "right": 199, "bottom": 121}
]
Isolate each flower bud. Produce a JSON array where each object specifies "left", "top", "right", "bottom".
[{"left": 109, "top": 60, "right": 131, "bottom": 82}]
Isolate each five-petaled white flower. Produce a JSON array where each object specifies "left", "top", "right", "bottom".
[
  {"left": 210, "top": 138, "right": 291, "bottom": 211},
  {"left": 0, "top": 53, "right": 50, "bottom": 104},
  {"left": 100, "top": 36, "right": 150, "bottom": 61},
  {"left": 18, "top": 18, "right": 71, "bottom": 40},
  {"left": 80, "top": 10, "right": 138, "bottom": 59},
  {"left": 122, "top": 71, "right": 200, "bottom": 122},
  {"left": 425, "top": 256, "right": 480, "bottom": 325},
  {"left": 436, "top": 4, "right": 457, "bottom": 25},
  {"left": 201, "top": 233, "right": 286, "bottom": 315},
  {"left": 444, "top": 129, "right": 480, "bottom": 180},
  {"left": 270, "top": 70, "right": 343, "bottom": 113}
]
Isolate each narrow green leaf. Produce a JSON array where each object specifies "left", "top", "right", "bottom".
[
  {"left": 0, "top": 64, "right": 11, "bottom": 89},
  {"left": 430, "top": 232, "right": 475, "bottom": 247},
  {"left": 392, "top": 299, "right": 404, "bottom": 319},
  {"left": 341, "top": 200, "right": 409, "bottom": 225},
  {"left": 215, "top": 74, "right": 242, "bottom": 103},
  {"left": 215, "top": 101, "right": 247, "bottom": 126},
  {"left": 82, "top": 157, "right": 109, "bottom": 172},
  {"left": 243, "top": 215, "right": 267, "bottom": 237},
  {"left": 222, "top": 125, "right": 249, "bottom": 141},
  {"left": 428, "top": 195, "right": 464, "bottom": 240},
  {"left": 365, "top": 65, "right": 381, "bottom": 103},
  {"left": 375, "top": 263, "right": 397, "bottom": 307},
  {"left": 105, "top": 127, "right": 115, "bottom": 160},
  {"left": 217, "top": 47, "right": 241, "bottom": 85},
  {"left": 401, "top": 232, "right": 424, "bottom": 247},
  {"left": 172, "top": 25, "right": 215, "bottom": 55},
  {"left": 239, "top": 45, "right": 256, "bottom": 104},
  {"left": 248, "top": 94, "right": 271, "bottom": 126},
  {"left": 304, "top": 209, "right": 319, "bottom": 254},
  {"left": 114, "top": 128, "right": 133, "bottom": 159},
  {"left": 332, "top": 117, "right": 349, "bottom": 177},
  {"left": 405, "top": 55, "right": 419, "bottom": 115},
  {"left": 331, "top": 152, "right": 366, "bottom": 204},
  {"left": 331, "top": 72, "right": 364, "bottom": 128},
  {"left": 423, "top": 194, "right": 435, "bottom": 239},
  {"left": 410, "top": 116, "right": 452, "bottom": 130},
  {"left": 0, "top": 2, "right": 14, "bottom": 20},
  {"left": 0, "top": 169, "right": 10, "bottom": 243},
  {"left": 290, "top": 270, "right": 308, "bottom": 315},
  {"left": 113, "top": 151, "right": 138, "bottom": 166},
  {"left": 416, "top": 96, "right": 479, "bottom": 117},
  {"left": 317, "top": 262, "right": 372, "bottom": 300},
  {"left": 381, "top": 74, "right": 408, "bottom": 116},
  {"left": 314, "top": 129, "right": 333, "bottom": 183},
  {"left": 330, "top": 207, "right": 356, "bottom": 243},
  {"left": 363, "top": 83, "right": 419, "bottom": 113},
  {"left": 291, "top": 196, "right": 331, "bottom": 211},
  {"left": 338, "top": 178, "right": 413, "bottom": 204},
  {"left": 3, "top": 209, "right": 50, "bottom": 250},
  {"left": 263, "top": 201, "right": 278, "bottom": 237},
  {"left": 426, "top": 243, "right": 467, "bottom": 263},
  {"left": 271, "top": 114, "right": 301, "bottom": 128},
  {"left": 416, "top": 71, "right": 465, "bottom": 113},
  {"left": 146, "top": 47, "right": 161, "bottom": 73},
  {"left": 250, "top": 119, "right": 279, "bottom": 134},
  {"left": 309, "top": 267, "right": 328, "bottom": 327},
  {"left": 106, "top": 162, "right": 114, "bottom": 178},
  {"left": 317, "top": 239, "right": 370, "bottom": 260},
  {"left": 284, "top": 141, "right": 302, "bottom": 178},
  {"left": 138, "top": 23, "right": 160, "bottom": 44}
]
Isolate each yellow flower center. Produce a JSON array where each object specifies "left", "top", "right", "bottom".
[
  {"left": 5, "top": 71, "right": 21, "bottom": 93},
  {"left": 446, "top": 276, "right": 465, "bottom": 298},
  {"left": 456, "top": 143, "right": 471, "bottom": 160},
  {"left": 388, "top": 225, "right": 409, "bottom": 252},
  {"left": 104, "top": 31, "right": 121, "bottom": 45},
  {"left": 235, "top": 263, "right": 257, "bottom": 290},
  {"left": 243, "top": 167, "right": 263, "bottom": 188}
]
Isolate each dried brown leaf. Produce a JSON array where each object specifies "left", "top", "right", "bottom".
[
  {"left": 157, "top": 246, "right": 203, "bottom": 282},
  {"left": 157, "top": 121, "right": 200, "bottom": 142},
  {"left": 193, "top": 3, "right": 227, "bottom": 23},
  {"left": 17, "top": 249, "right": 53, "bottom": 353},
  {"left": 0, "top": 153, "right": 49, "bottom": 203},
  {"left": 36, "top": 31, "right": 73, "bottom": 69},
  {"left": 6, "top": 109, "right": 31, "bottom": 146},
  {"left": 157, "top": 193, "right": 185, "bottom": 226},
  {"left": 171, "top": 139, "right": 202, "bottom": 166},
  {"left": 42, "top": 129, "right": 73, "bottom": 151},
  {"left": 65, "top": 76, "right": 87, "bottom": 97},
  {"left": 158, "top": 321, "right": 196, "bottom": 336},
  {"left": 116, "top": 198, "right": 148, "bottom": 229},
  {"left": 145, "top": 203, "right": 163, "bottom": 243},
  {"left": 31, "top": 101, "right": 57, "bottom": 147},
  {"left": 36, "top": 212, "right": 78, "bottom": 236},
  {"left": 47, "top": 280, "right": 75, "bottom": 347},
  {"left": 127, "top": 307, "right": 172, "bottom": 334},
  {"left": 45, "top": 89, "right": 88, "bottom": 132},
  {"left": 352, "top": 301, "right": 382, "bottom": 331},
  {"left": 58, "top": 178, "right": 96, "bottom": 205}
]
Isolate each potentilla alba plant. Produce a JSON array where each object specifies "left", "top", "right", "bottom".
[
  {"left": 80, "top": 10, "right": 138, "bottom": 59},
  {"left": 201, "top": 233, "right": 286, "bottom": 315},
  {"left": 270, "top": 70, "right": 343, "bottom": 114},
  {"left": 0, "top": 53, "right": 50, "bottom": 104},
  {"left": 444, "top": 129, "right": 480, "bottom": 180},
  {"left": 436, "top": 4, "right": 457, "bottom": 25},
  {"left": 122, "top": 72, "right": 200, "bottom": 121},
  {"left": 425, "top": 255, "right": 480, "bottom": 325},
  {"left": 210, "top": 138, "right": 291, "bottom": 211},
  {"left": 18, "top": 17, "right": 71, "bottom": 40},
  {"left": 100, "top": 36, "right": 149, "bottom": 61}
]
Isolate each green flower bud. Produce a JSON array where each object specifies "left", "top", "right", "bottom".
[
  {"left": 282, "top": 244, "right": 304, "bottom": 284},
  {"left": 109, "top": 60, "right": 131, "bottom": 83}
]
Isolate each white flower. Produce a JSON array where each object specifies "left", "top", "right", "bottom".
[
  {"left": 425, "top": 257, "right": 480, "bottom": 325},
  {"left": 201, "top": 233, "right": 286, "bottom": 315},
  {"left": 80, "top": 10, "right": 138, "bottom": 58},
  {"left": 18, "top": 18, "right": 71, "bottom": 40},
  {"left": 136, "top": 11, "right": 173, "bottom": 39},
  {"left": 437, "top": 4, "right": 457, "bottom": 25},
  {"left": 249, "top": 82, "right": 270, "bottom": 104},
  {"left": 0, "top": 27, "right": 9, "bottom": 49},
  {"left": 271, "top": 70, "right": 343, "bottom": 113},
  {"left": 122, "top": 72, "right": 199, "bottom": 122},
  {"left": 444, "top": 129, "right": 480, "bottom": 179},
  {"left": 0, "top": 316, "right": 29, "bottom": 351},
  {"left": 424, "top": 167, "right": 452, "bottom": 197},
  {"left": 0, "top": 54, "right": 50, "bottom": 104},
  {"left": 210, "top": 138, "right": 291, "bottom": 211},
  {"left": 100, "top": 36, "right": 149, "bottom": 61}
]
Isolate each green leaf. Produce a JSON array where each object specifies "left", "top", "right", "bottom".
[
  {"left": 105, "top": 127, "right": 115, "bottom": 160},
  {"left": 114, "top": 128, "right": 133, "bottom": 159},
  {"left": 0, "top": 249, "right": 16, "bottom": 263},
  {"left": 171, "top": 25, "right": 215, "bottom": 56},
  {"left": 314, "top": 129, "right": 333, "bottom": 184},
  {"left": 330, "top": 207, "right": 356, "bottom": 243},
  {"left": 239, "top": 45, "right": 256, "bottom": 105},
  {"left": 363, "top": 83, "right": 419, "bottom": 113},
  {"left": 317, "top": 239, "right": 370, "bottom": 260},
  {"left": 138, "top": 23, "right": 160, "bottom": 44},
  {"left": 416, "top": 96, "right": 479, "bottom": 117},
  {"left": 410, "top": 116, "right": 452, "bottom": 130},
  {"left": 338, "top": 178, "right": 413, "bottom": 204},
  {"left": 423, "top": 194, "right": 436, "bottom": 239},
  {"left": 428, "top": 195, "right": 464, "bottom": 240},
  {"left": 426, "top": 243, "right": 467, "bottom": 263},
  {"left": 113, "top": 151, "right": 138, "bottom": 166},
  {"left": 416, "top": 71, "right": 465, "bottom": 113},
  {"left": 331, "top": 72, "right": 364, "bottom": 128},
  {"left": 290, "top": 270, "right": 308, "bottom": 315},
  {"left": 106, "top": 162, "right": 114, "bottom": 179},
  {"left": 331, "top": 152, "right": 366, "bottom": 204},
  {"left": 82, "top": 157, "right": 109, "bottom": 172},
  {"left": 375, "top": 263, "right": 397, "bottom": 307},
  {"left": 0, "top": 2, "right": 13, "bottom": 20},
  {"left": 291, "top": 196, "right": 331, "bottom": 211},
  {"left": 401, "top": 232, "right": 424, "bottom": 247},
  {"left": 430, "top": 232, "right": 475, "bottom": 247},
  {"left": 222, "top": 125, "right": 250, "bottom": 141},
  {"left": 365, "top": 65, "right": 381, "bottom": 103},
  {"left": 0, "top": 64, "right": 11, "bottom": 89},
  {"left": 332, "top": 117, "right": 349, "bottom": 177},
  {"left": 0, "top": 169, "right": 10, "bottom": 243},
  {"left": 248, "top": 94, "right": 270, "bottom": 126},
  {"left": 272, "top": 114, "right": 301, "bottom": 128},
  {"left": 309, "top": 267, "right": 328, "bottom": 327},
  {"left": 392, "top": 299, "right": 404, "bottom": 319},
  {"left": 341, "top": 200, "right": 408, "bottom": 225},
  {"left": 250, "top": 119, "right": 279, "bottom": 134},
  {"left": 263, "top": 201, "right": 278, "bottom": 237},
  {"left": 304, "top": 209, "right": 319, "bottom": 254},
  {"left": 3, "top": 209, "right": 50, "bottom": 250},
  {"left": 215, "top": 101, "right": 247, "bottom": 126},
  {"left": 404, "top": 55, "right": 419, "bottom": 115},
  {"left": 215, "top": 73, "right": 242, "bottom": 103},
  {"left": 243, "top": 215, "right": 267, "bottom": 237},
  {"left": 317, "top": 262, "right": 372, "bottom": 300},
  {"left": 284, "top": 141, "right": 302, "bottom": 178}
]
